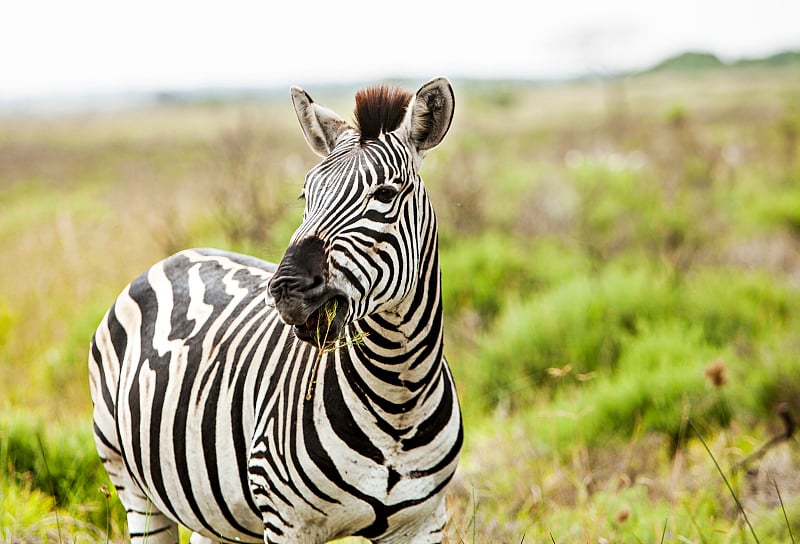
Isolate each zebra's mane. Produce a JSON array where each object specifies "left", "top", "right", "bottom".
[{"left": 354, "top": 85, "right": 413, "bottom": 142}]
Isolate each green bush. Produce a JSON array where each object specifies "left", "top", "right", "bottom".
[
  {"left": 472, "top": 263, "right": 674, "bottom": 404},
  {"left": 569, "top": 161, "right": 666, "bottom": 258},
  {"left": 527, "top": 320, "right": 728, "bottom": 449},
  {"left": 736, "top": 338, "right": 800, "bottom": 421},
  {"left": 467, "top": 259, "right": 797, "bottom": 412},
  {"left": 681, "top": 268, "right": 793, "bottom": 346},
  {"left": 440, "top": 234, "right": 589, "bottom": 319}
]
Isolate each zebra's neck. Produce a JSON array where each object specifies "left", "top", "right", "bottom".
[
  {"left": 355, "top": 260, "right": 442, "bottom": 363},
  {"left": 340, "top": 235, "right": 444, "bottom": 410}
]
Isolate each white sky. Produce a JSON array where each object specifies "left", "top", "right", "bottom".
[{"left": 1, "top": 0, "right": 799, "bottom": 101}]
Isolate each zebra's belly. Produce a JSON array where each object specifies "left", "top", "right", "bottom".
[{"left": 156, "top": 482, "right": 263, "bottom": 544}]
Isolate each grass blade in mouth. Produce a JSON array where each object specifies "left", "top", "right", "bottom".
[
  {"left": 312, "top": 297, "right": 339, "bottom": 349},
  {"left": 306, "top": 298, "right": 339, "bottom": 401},
  {"left": 305, "top": 297, "right": 367, "bottom": 401}
]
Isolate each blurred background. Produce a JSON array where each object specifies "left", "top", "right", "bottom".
[{"left": 2, "top": 1, "right": 800, "bottom": 542}]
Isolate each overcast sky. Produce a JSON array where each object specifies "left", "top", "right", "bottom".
[{"left": 2, "top": 0, "right": 799, "bottom": 101}]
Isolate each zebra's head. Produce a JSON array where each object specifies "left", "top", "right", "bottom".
[{"left": 268, "top": 77, "right": 454, "bottom": 347}]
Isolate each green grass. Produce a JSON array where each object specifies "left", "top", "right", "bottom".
[
  {"left": 0, "top": 413, "right": 125, "bottom": 542},
  {"left": 2, "top": 67, "right": 800, "bottom": 542}
]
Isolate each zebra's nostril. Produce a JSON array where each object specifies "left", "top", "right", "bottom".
[
  {"left": 269, "top": 273, "right": 320, "bottom": 299},
  {"left": 269, "top": 275, "right": 301, "bottom": 305},
  {"left": 268, "top": 277, "right": 286, "bottom": 301}
]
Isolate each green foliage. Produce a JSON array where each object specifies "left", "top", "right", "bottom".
[
  {"left": 743, "top": 341, "right": 800, "bottom": 421},
  {"left": 570, "top": 160, "right": 661, "bottom": 252},
  {"left": 465, "top": 261, "right": 799, "bottom": 461},
  {"left": 0, "top": 478, "right": 56, "bottom": 542},
  {"left": 440, "top": 234, "right": 588, "bottom": 318},
  {"left": 0, "top": 413, "right": 125, "bottom": 536},
  {"left": 682, "top": 269, "right": 792, "bottom": 345},
  {"left": 472, "top": 263, "right": 674, "bottom": 404},
  {"left": 753, "top": 186, "right": 800, "bottom": 233},
  {"left": 549, "top": 321, "right": 726, "bottom": 448}
]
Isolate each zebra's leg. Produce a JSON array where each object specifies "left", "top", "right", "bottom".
[
  {"left": 91, "top": 336, "right": 179, "bottom": 543},
  {"left": 189, "top": 533, "right": 221, "bottom": 544},
  {"left": 120, "top": 491, "right": 180, "bottom": 544},
  {"left": 95, "top": 442, "right": 176, "bottom": 542},
  {"left": 382, "top": 497, "right": 448, "bottom": 544},
  {"left": 101, "top": 458, "right": 178, "bottom": 544},
  {"left": 93, "top": 411, "right": 179, "bottom": 542}
]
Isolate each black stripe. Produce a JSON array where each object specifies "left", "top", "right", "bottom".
[
  {"left": 107, "top": 302, "right": 128, "bottom": 365},
  {"left": 323, "top": 355, "right": 385, "bottom": 464},
  {"left": 402, "top": 373, "right": 455, "bottom": 451},
  {"left": 129, "top": 524, "right": 173, "bottom": 538},
  {"left": 90, "top": 334, "right": 115, "bottom": 415},
  {"left": 286, "top": 355, "right": 342, "bottom": 507},
  {"left": 93, "top": 421, "right": 121, "bottom": 456},
  {"left": 201, "top": 359, "right": 250, "bottom": 537},
  {"left": 230, "top": 320, "right": 271, "bottom": 521}
]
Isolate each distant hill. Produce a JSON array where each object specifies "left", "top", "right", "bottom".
[
  {"left": 733, "top": 50, "right": 800, "bottom": 68},
  {"left": 646, "top": 49, "right": 800, "bottom": 74},
  {"left": 648, "top": 51, "right": 726, "bottom": 72}
]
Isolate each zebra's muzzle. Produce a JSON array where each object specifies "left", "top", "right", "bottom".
[
  {"left": 270, "top": 287, "right": 349, "bottom": 347},
  {"left": 269, "top": 235, "right": 350, "bottom": 347}
]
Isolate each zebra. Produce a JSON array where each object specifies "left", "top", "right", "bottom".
[{"left": 88, "top": 77, "right": 463, "bottom": 544}]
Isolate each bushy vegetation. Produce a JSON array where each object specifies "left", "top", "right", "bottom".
[{"left": 2, "top": 64, "right": 800, "bottom": 542}]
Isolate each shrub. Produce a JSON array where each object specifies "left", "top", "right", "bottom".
[
  {"left": 526, "top": 320, "right": 730, "bottom": 450},
  {"left": 440, "top": 234, "right": 589, "bottom": 319},
  {"left": 472, "top": 263, "right": 674, "bottom": 405},
  {"left": 680, "top": 267, "right": 793, "bottom": 345},
  {"left": 466, "top": 259, "right": 797, "bottom": 412}
]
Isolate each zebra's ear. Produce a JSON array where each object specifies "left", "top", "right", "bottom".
[
  {"left": 404, "top": 77, "right": 455, "bottom": 154},
  {"left": 291, "top": 87, "right": 350, "bottom": 157}
]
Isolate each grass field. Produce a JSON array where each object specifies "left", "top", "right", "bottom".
[{"left": 2, "top": 64, "right": 800, "bottom": 543}]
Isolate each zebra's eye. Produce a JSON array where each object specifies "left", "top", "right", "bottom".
[
  {"left": 372, "top": 185, "right": 398, "bottom": 204},
  {"left": 297, "top": 190, "right": 306, "bottom": 201}
]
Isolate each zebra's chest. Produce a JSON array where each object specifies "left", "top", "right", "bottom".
[
  {"left": 246, "top": 356, "right": 454, "bottom": 540},
  {"left": 248, "top": 417, "right": 444, "bottom": 543}
]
